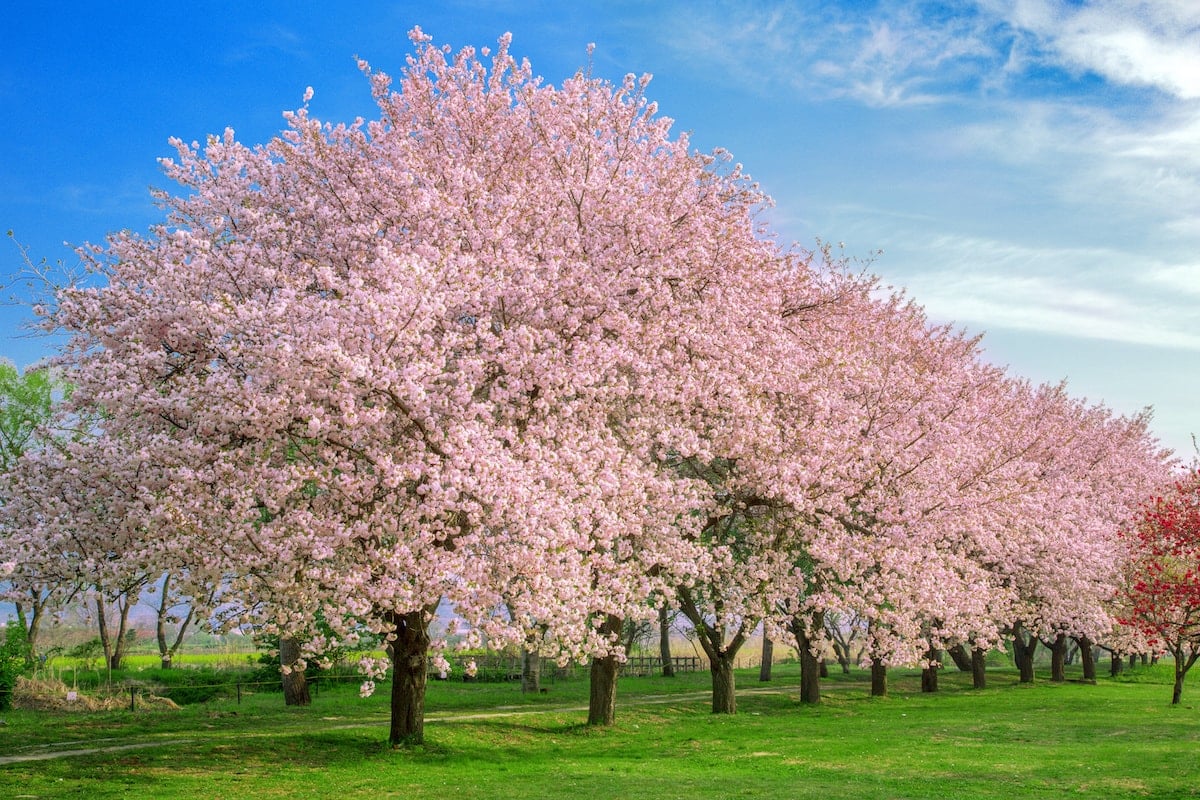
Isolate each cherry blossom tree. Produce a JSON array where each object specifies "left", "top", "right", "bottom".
[{"left": 43, "top": 29, "right": 789, "bottom": 743}]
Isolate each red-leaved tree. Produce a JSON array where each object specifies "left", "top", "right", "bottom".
[{"left": 1120, "top": 468, "right": 1200, "bottom": 703}]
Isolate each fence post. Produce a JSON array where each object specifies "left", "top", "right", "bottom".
[{"left": 130, "top": 686, "right": 136, "bottom": 712}]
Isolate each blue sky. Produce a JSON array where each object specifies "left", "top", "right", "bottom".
[{"left": 2, "top": 0, "right": 1197, "bottom": 458}]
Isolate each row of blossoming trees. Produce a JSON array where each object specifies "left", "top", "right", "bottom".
[{"left": 0, "top": 31, "right": 1186, "bottom": 745}]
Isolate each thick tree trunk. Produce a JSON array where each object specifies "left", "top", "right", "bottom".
[
  {"left": 279, "top": 637, "right": 311, "bottom": 706},
  {"left": 587, "top": 614, "right": 623, "bottom": 726},
  {"left": 1048, "top": 633, "right": 1067, "bottom": 682},
  {"left": 1110, "top": 653, "right": 1124, "bottom": 677},
  {"left": 947, "top": 644, "right": 972, "bottom": 672},
  {"left": 921, "top": 644, "right": 941, "bottom": 693},
  {"left": 759, "top": 637, "right": 774, "bottom": 682},
  {"left": 1012, "top": 623, "right": 1036, "bottom": 683},
  {"left": 658, "top": 605, "right": 674, "bottom": 678},
  {"left": 794, "top": 612, "right": 824, "bottom": 704},
  {"left": 971, "top": 646, "right": 987, "bottom": 689},
  {"left": 521, "top": 648, "right": 541, "bottom": 694},
  {"left": 1078, "top": 637, "right": 1096, "bottom": 683},
  {"left": 870, "top": 659, "right": 888, "bottom": 697},
  {"left": 389, "top": 610, "right": 431, "bottom": 746},
  {"left": 710, "top": 653, "right": 737, "bottom": 714},
  {"left": 588, "top": 655, "right": 620, "bottom": 725}
]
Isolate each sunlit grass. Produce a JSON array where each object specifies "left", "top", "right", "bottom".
[{"left": 3, "top": 662, "right": 1199, "bottom": 799}]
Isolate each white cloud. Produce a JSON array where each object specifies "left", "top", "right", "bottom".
[{"left": 1003, "top": 0, "right": 1200, "bottom": 98}]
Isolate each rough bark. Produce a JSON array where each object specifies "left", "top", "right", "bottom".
[
  {"left": 759, "top": 637, "right": 774, "bottom": 682},
  {"left": 921, "top": 644, "right": 941, "bottom": 693},
  {"left": 676, "top": 587, "right": 748, "bottom": 715},
  {"left": 947, "top": 644, "right": 973, "bottom": 672},
  {"left": 1077, "top": 637, "right": 1096, "bottom": 683},
  {"left": 1048, "top": 633, "right": 1067, "bottom": 683},
  {"left": 279, "top": 636, "right": 311, "bottom": 707},
  {"left": 587, "top": 614, "right": 623, "bottom": 726},
  {"left": 794, "top": 611, "right": 825, "bottom": 704},
  {"left": 710, "top": 653, "right": 737, "bottom": 714},
  {"left": 1012, "top": 623, "right": 1037, "bottom": 683},
  {"left": 155, "top": 574, "right": 196, "bottom": 670},
  {"left": 521, "top": 648, "right": 541, "bottom": 694},
  {"left": 870, "top": 659, "right": 888, "bottom": 697},
  {"left": 588, "top": 655, "right": 620, "bottom": 725},
  {"left": 971, "top": 646, "right": 987, "bottom": 689},
  {"left": 658, "top": 605, "right": 675, "bottom": 678},
  {"left": 389, "top": 609, "right": 431, "bottom": 746}
]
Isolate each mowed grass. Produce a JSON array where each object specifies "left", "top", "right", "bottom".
[{"left": 3, "top": 663, "right": 1200, "bottom": 799}]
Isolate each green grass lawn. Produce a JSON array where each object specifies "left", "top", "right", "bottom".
[{"left": 3, "top": 663, "right": 1199, "bottom": 799}]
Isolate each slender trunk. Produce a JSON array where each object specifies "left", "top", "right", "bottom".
[
  {"left": 521, "top": 648, "right": 541, "bottom": 694},
  {"left": 658, "top": 605, "right": 675, "bottom": 678},
  {"left": 870, "top": 659, "right": 888, "bottom": 697},
  {"left": 1110, "top": 652, "right": 1124, "bottom": 677},
  {"left": 794, "top": 612, "right": 824, "bottom": 704},
  {"left": 834, "top": 641, "right": 852, "bottom": 673},
  {"left": 759, "top": 637, "right": 774, "bottom": 682},
  {"left": 587, "top": 614, "right": 623, "bottom": 726},
  {"left": 389, "top": 610, "right": 431, "bottom": 746},
  {"left": 947, "top": 644, "right": 972, "bottom": 672},
  {"left": 279, "top": 637, "right": 311, "bottom": 706},
  {"left": 921, "top": 644, "right": 941, "bottom": 693},
  {"left": 710, "top": 653, "right": 737, "bottom": 714},
  {"left": 1048, "top": 633, "right": 1067, "bottom": 683},
  {"left": 96, "top": 596, "right": 113, "bottom": 670},
  {"left": 1077, "top": 637, "right": 1096, "bottom": 683},
  {"left": 971, "top": 646, "right": 987, "bottom": 689}
]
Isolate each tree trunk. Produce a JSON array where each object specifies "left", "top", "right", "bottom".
[
  {"left": 389, "top": 610, "right": 431, "bottom": 746},
  {"left": 971, "top": 646, "right": 987, "bottom": 689},
  {"left": 279, "top": 637, "right": 311, "bottom": 706},
  {"left": 521, "top": 648, "right": 541, "bottom": 694},
  {"left": 870, "top": 659, "right": 887, "bottom": 697},
  {"left": 833, "top": 641, "right": 852, "bottom": 673},
  {"left": 1110, "top": 652, "right": 1124, "bottom": 677},
  {"left": 921, "top": 644, "right": 940, "bottom": 693},
  {"left": 588, "top": 655, "right": 620, "bottom": 725},
  {"left": 1012, "top": 623, "right": 1036, "bottom": 683},
  {"left": 710, "top": 653, "right": 737, "bottom": 714},
  {"left": 155, "top": 573, "right": 196, "bottom": 670},
  {"left": 759, "top": 637, "right": 774, "bottom": 682},
  {"left": 96, "top": 596, "right": 113, "bottom": 671},
  {"left": 947, "top": 644, "right": 972, "bottom": 672},
  {"left": 1048, "top": 633, "right": 1067, "bottom": 682},
  {"left": 794, "top": 612, "right": 824, "bottom": 704},
  {"left": 1077, "top": 637, "right": 1096, "bottom": 683},
  {"left": 587, "top": 614, "right": 623, "bottom": 726},
  {"left": 15, "top": 599, "right": 44, "bottom": 670},
  {"left": 658, "top": 605, "right": 674, "bottom": 678}
]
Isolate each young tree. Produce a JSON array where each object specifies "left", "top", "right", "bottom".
[{"left": 1120, "top": 468, "right": 1200, "bottom": 704}]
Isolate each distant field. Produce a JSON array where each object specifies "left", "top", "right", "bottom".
[{"left": 2, "top": 663, "right": 1198, "bottom": 799}]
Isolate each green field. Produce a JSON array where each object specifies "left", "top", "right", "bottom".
[{"left": 2, "top": 663, "right": 1198, "bottom": 799}]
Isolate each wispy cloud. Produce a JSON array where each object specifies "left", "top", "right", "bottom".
[{"left": 894, "top": 233, "right": 1200, "bottom": 351}]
